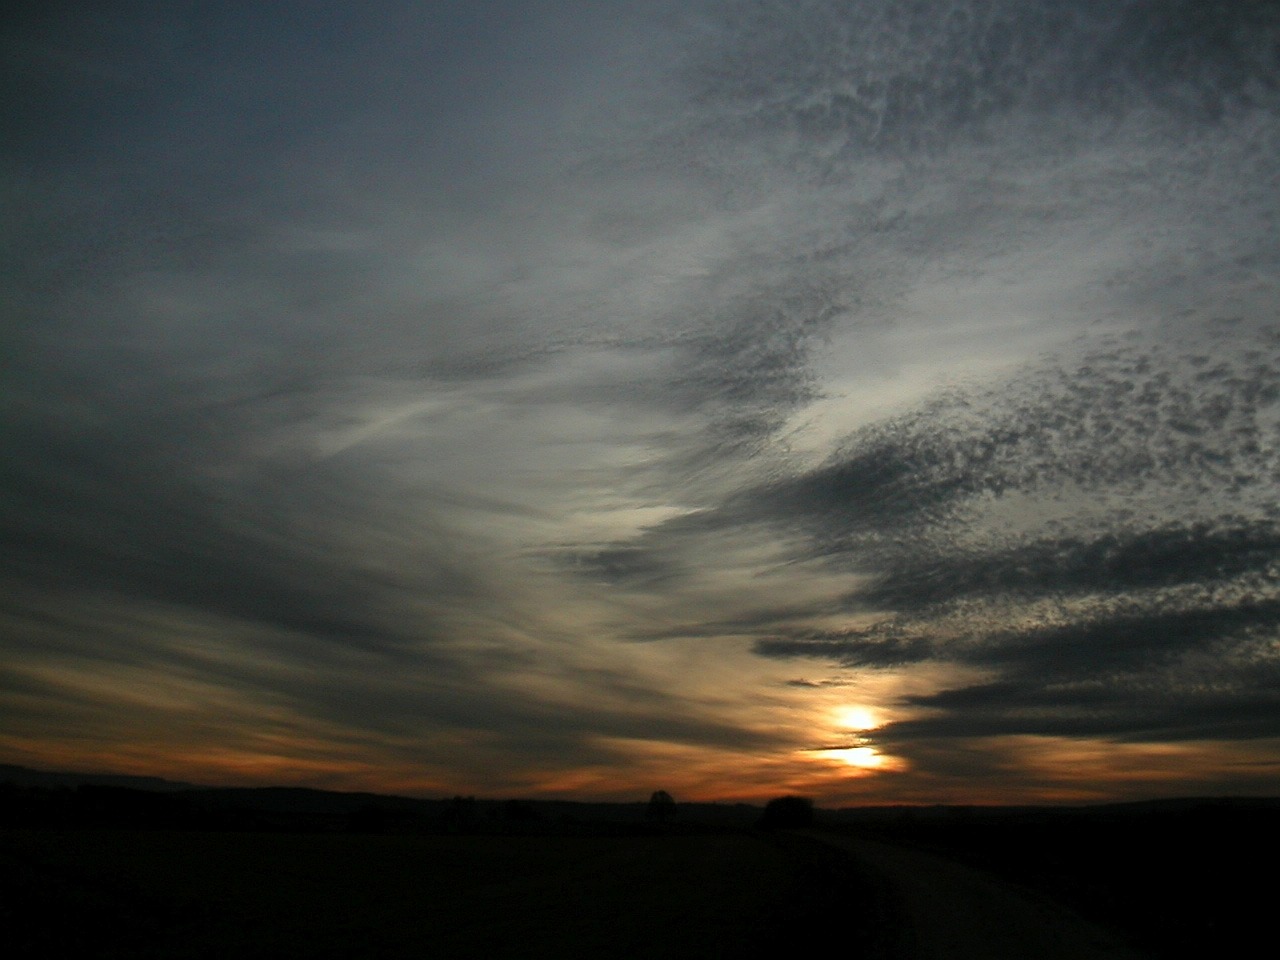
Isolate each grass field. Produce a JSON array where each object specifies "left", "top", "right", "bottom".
[{"left": 1, "top": 827, "right": 866, "bottom": 959}]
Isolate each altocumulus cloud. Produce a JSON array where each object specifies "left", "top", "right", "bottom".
[
  {"left": 677, "top": 331, "right": 1280, "bottom": 773},
  {"left": 3, "top": 0, "right": 1280, "bottom": 801}
]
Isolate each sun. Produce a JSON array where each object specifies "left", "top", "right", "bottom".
[
  {"left": 833, "top": 705, "right": 879, "bottom": 731},
  {"left": 820, "top": 705, "right": 895, "bottom": 769}
]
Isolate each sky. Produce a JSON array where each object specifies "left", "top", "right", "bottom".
[{"left": 3, "top": 0, "right": 1279, "bottom": 806}]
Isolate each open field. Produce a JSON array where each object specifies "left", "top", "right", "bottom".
[
  {"left": 3, "top": 776, "right": 1275, "bottom": 959},
  {"left": 0, "top": 827, "right": 870, "bottom": 959}
]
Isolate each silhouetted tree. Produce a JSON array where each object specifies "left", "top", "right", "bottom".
[
  {"left": 760, "top": 795, "right": 814, "bottom": 829},
  {"left": 646, "top": 789, "right": 676, "bottom": 822}
]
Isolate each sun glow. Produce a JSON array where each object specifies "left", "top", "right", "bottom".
[
  {"left": 833, "top": 705, "right": 880, "bottom": 731},
  {"left": 827, "top": 746, "right": 886, "bottom": 768},
  {"left": 816, "top": 704, "right": 895, "bottom": 769}
]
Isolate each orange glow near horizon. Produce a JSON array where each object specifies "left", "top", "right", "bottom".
[{"left": 7, "top": 730, "right": 1280, "bottom": 807}]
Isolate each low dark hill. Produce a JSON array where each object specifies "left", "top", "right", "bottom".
[
  {"left": 0, "top": 763, "right": 194, "bottom": 792},
  {"left": 0, "top": 765, "right": 766, "bottom": 834}
]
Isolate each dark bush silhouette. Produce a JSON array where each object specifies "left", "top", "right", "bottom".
[
  {"left": 760, "top": 795, "right": 815, "bottom": 829},
  {"left": 646, "top": 790, "right": 676, "bottom": 822}
]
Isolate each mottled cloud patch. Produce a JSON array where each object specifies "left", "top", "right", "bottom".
[
  {"left": 859, "top": 522, "right": 1280, "bottom": 613},
  {"left": 645, "top": 328, "right": 1280, "bottom": 763},
  {"left": 687, "top": 0, "right": 1280, "bottom": 167}
]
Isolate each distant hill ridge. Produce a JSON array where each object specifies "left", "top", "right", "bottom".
[
  {"left": 0, "top": 764, "right": 766, "bottom": 826},
  {"left": 0, "top": 763, "right": 195, "bottom": 792},
  {"left": 3, "top": 763, "right": 1277, "bottom": 821}
]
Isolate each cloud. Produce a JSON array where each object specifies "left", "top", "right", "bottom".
[
  {"left": 757, "top": 631, "right": 935, "bottom": 670},
  {"left": 623, "top": 327, "right": 1280, "bottom": 757},
  {"left": 685, "top": 0, "right": 1280, "bottom": 161},
  {"left": 859, "top": 522, "right": 1280, "bottom": 613},
  {"left": 4, "top": 0, "right": 1280, "bottom": 801}
]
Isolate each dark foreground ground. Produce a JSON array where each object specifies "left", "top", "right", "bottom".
[
  {"left": 1, "top": 827, "right": 872, "bottom": 959},
  {"left": 828, "top": 798, "right": 1279, "bottom": 960},
  {"left": 2, "top": 781, "right": 1275, "bottom": 959}
]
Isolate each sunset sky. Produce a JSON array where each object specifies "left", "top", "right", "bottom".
[{"left": 4, "top": 0, "right": 1280, "bottom": 806}]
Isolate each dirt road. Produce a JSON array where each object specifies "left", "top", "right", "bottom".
[{"left": 805, "top": 830, "right": 1149, "bottom": 960}]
